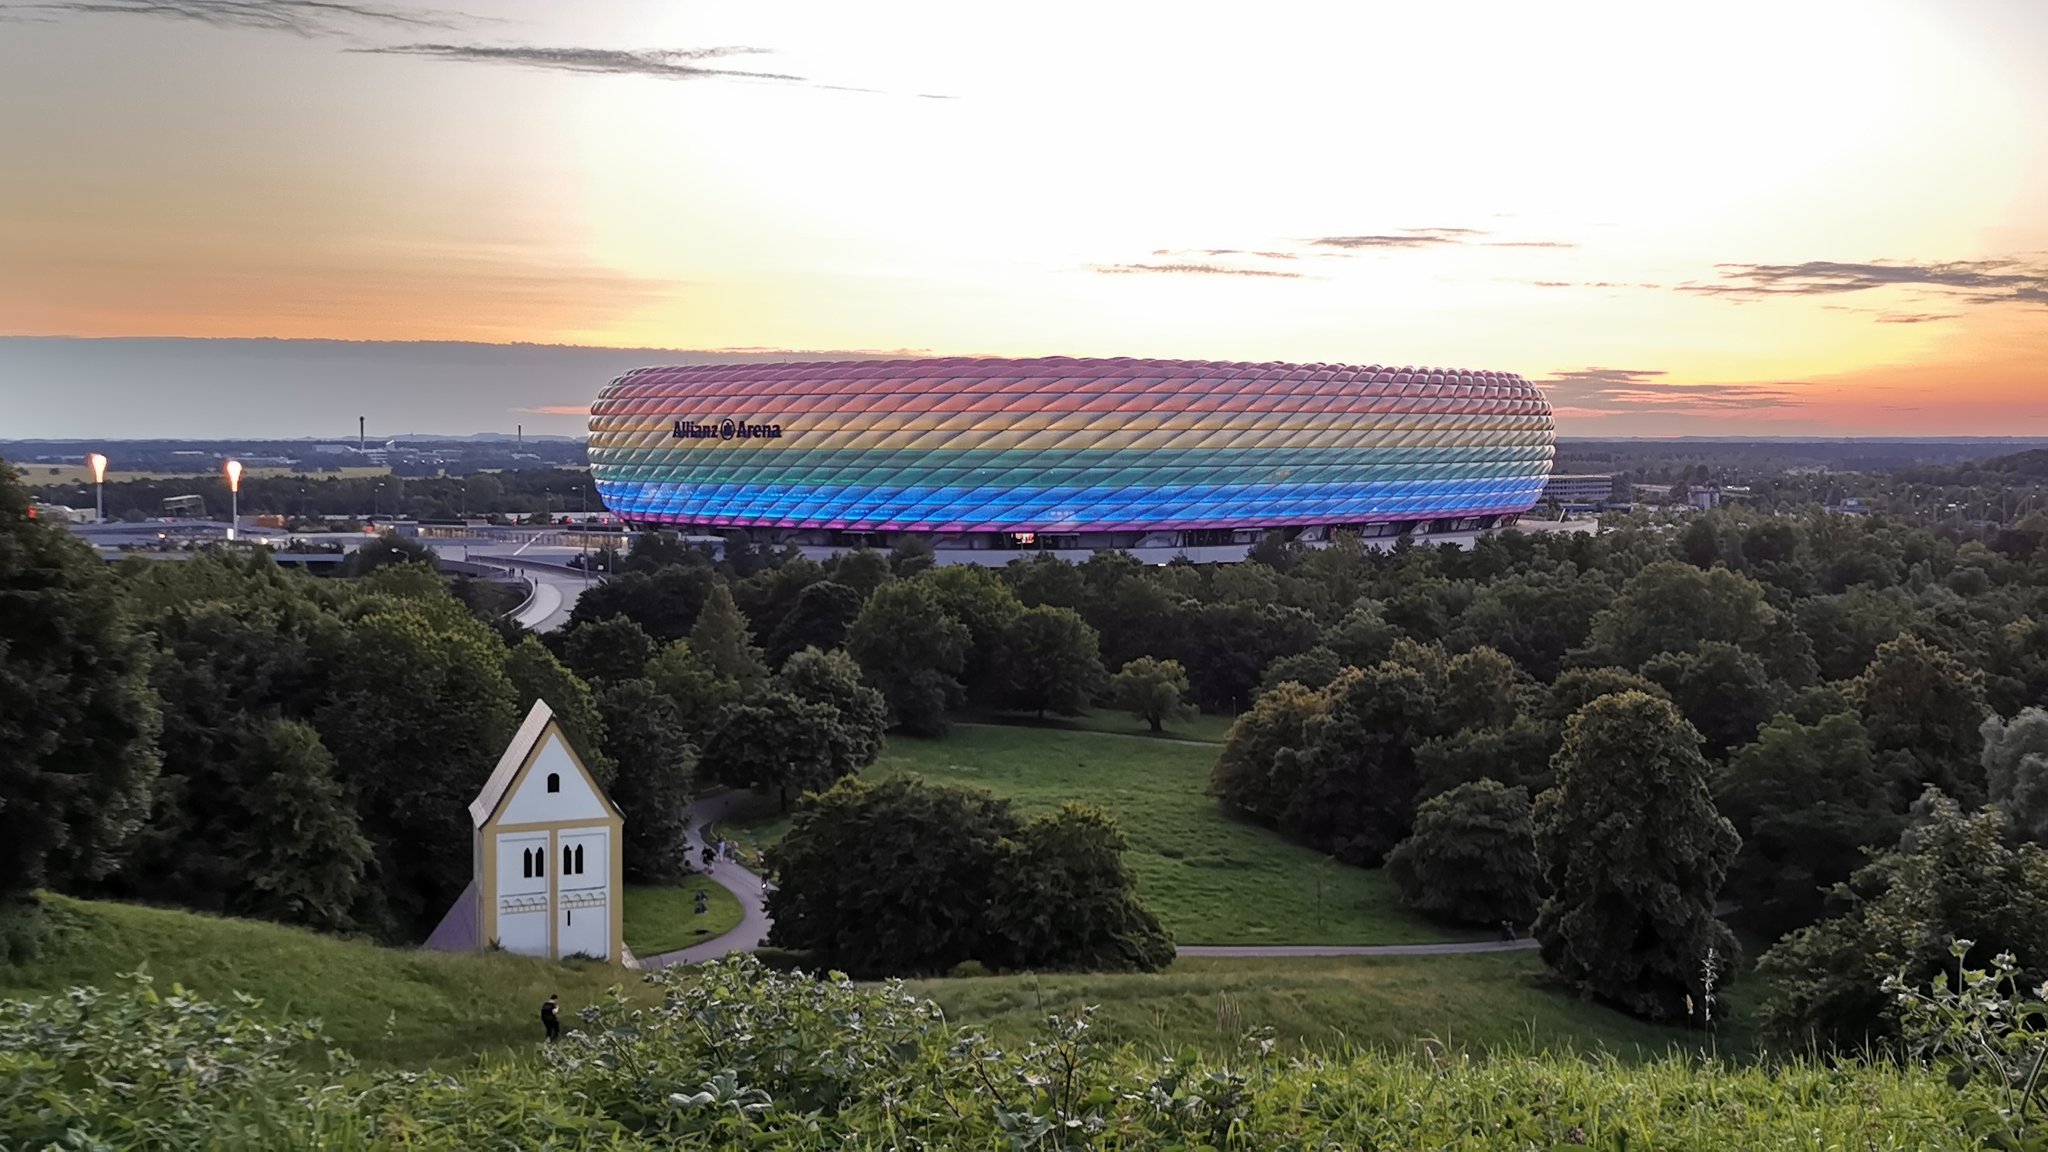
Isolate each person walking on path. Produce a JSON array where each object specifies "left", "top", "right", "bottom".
[{"left": 540, "top": 993, "right": 561, "bottom": 1042}]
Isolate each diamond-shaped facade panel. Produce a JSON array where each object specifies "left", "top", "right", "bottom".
[{"left": 587, "top": 357, "right": 1555, "bottom": 533}]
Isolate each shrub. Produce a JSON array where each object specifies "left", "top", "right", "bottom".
[{"left": 1385, "top": 780, "right": 1541, "bottom": 927}]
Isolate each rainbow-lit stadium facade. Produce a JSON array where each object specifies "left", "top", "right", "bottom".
[{"left": 588, "top": 357, "right": 1554, "bottom": 555}]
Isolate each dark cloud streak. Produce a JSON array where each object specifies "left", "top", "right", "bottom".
[
  {"left": 1536, "top": 367, "right": 1804, "bottom": 415},
  {"left": 0, "top": 0, "right": 457, "bottom": 35},
  {"left": 1681, "top": 259, "right": 2048, "bottom": 307},
  {"left": 354, "top": 43, "right": 815, "bottom": 84}
]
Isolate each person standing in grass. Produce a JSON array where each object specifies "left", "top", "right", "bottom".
[{"left": 540, "top": 993, "right": 561, "bottom": 1042}]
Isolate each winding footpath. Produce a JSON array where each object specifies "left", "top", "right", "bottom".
[
  {"left": 630, "top": 791, "right": 1538, "bottom": 965},
  {"left": 633, "top": 792, "right": 774, "bottom": 969}
]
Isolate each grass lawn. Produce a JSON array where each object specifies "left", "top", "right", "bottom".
[
  {"left": 913, "top": 951, "right": 1740, "bottom": 1059},
  {"left": 623, "top": 877, "right": 742, "bottom": 957},
  {"left": 961, "top": 708, "right": 1235, "bottom": 744},
  {"left": 719, "top": 724, "right": 1460, "bottom": 946},
  {"left": 0, "top": 895, "right": 656, "bottom": 1070}
]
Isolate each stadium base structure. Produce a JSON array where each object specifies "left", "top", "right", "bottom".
[{"left": 589, "top": 356, "right": 1555, "bottom": 561}]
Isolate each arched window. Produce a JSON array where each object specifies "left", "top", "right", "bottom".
[
  {"left": 574, "top": 844, "right": 585, "bottom": 875},
  {"left": 522, "top": 848, "right": 533, "bottom": 879},
  {"left": 536, "top": 847, "right": 544, "bottom": 877},
  {"left": 563, "top": 845, "right": 573, "bottom": 875},
  {"left": 546, "top": 772, "right": 560, "bottom": 793}
]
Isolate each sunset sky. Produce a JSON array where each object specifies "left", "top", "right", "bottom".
[{"left": 3, "top": 0, "right": 2045, "bottom": 438}]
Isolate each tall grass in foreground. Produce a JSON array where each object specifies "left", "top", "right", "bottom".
[{"left": 0, "top": 957, "right": 2000, "bottom": 1150}]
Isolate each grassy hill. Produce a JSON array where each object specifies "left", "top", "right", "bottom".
[
  {"left": 1, "top": 895, "right": 1725, "bottom": 1072},
  {"left": 0, "top": 895, "right": 660, "bottom": 1069},
  {"left": 721, "top": 722, "right": 1459, "bottom": 946},
  {"left": 915, "top": 951, "right": 1727, "bottom": 1059}
]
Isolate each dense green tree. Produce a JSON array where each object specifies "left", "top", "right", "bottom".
[
  {"left": 984, "top": 803, "right": 1175, "bottom": 972},
  {"left": 1578, "top": 560, "right": 1778, "bottom": 670},
  {"left": 1415, "top": 717, "right": 1558, "bottom": 800},
  {"left": 615, "top": 530, "right": 705, "bottom": 575},
  {"left": 550, "top": 616, "right": 657, "bottom": 688},
  {"left": 846, "top": 582, "right": 970, "bottom": 736},
  {"left": 1288, "top": 662, "right": 1442, "bottom": 865},
  {"left": 110, "top": 573, "right": 375, "bottom": 932},
  {"left": 0, "top": 463, "right": 161, "bottom": 907},
  {"left": 764, "top": 580, "right": 863, "bottom": 667},
  {"left": 1260, "top": 645, "right": 1344, "bottom": 694},
  {"left": 1758, "top": 790, "right": 2048, "bottom": 1047},
  {"left": 644, "top": 639, "right": 744, "bottom": 743},
  {"left": 567, "top": 563, "right": 716, "bottom": 644},
  {"left": 1795, "top": 587, "right": 1921, "bottom": 682},
  {"left": 728, "top": 555, "right": 823, "bottom": 649},
  {"left": 505, "top": 635, "right": 613, "bottom": 785},
  {"left": 1854, "top": 634, "right": 1989, "bottom": 806},
  {"left": 686, "top": 584, "right": 768, "bottom": 684},
  {"left": 1979, "top": 707, "right": 2048, "bottom": 846},
  {"left": 889, "top": 535, "right": 937, "bottom": 578},
  {"left": 338, "top": 531, "right": 435, "bottom": 577},
  {"left": 1450, "top": 566, "right": 1612, "bottom": 681},
  {"left": 1109, "top": 656, "right": 1195, "bottom": 734},
  {"left": 1385, "top": 780, "right": 1542, "bottom": 927},
  {"left": 1176, "top": 601, "right": 1321, "bottom": 713},
  {"left": 1087, "top": 570, "right": 1187, "bottom": 673},
  {"left": 596, "top": 678, "right": 697, "bottom": 882},
  {"left": 827, "top": 548, "right": 894, "bottom": 599},
  {"left": 218, "top": 717, "right": 372, "bottom": 932},
  {"left": 1716, "top": 712, "right": 1899, "bottom": 938},
  {"left": 1005, "top": 553, "right": 1087, "bottom": 609},
  {"left": 1540, "top": 666, "right": 1669, "bottom": 726},
  {"left": 700, "top": 691, "right": 851, "bottom": 812},
  {"left": 1442, "top": 646, "right": 1523, "bottom": 732},
  {"left": 766, "top": 774, "right": 1020, "bottom": 975},
  {"left": 314, "top": 596, "right": 519, "bottom": 940},
  {"left": 997, "top": 605, "right": 1104, "bottom": 718},
  {"left": 1209, "top": 680, "right": 1325, "bottom": 825},
  {"left": 1642, "top": 641, "right": 1776, "bottom": 758},
  {"left": 777, "top": 646, "right": 889, "bottom": 773},
  {"left": 919, "top": 565, "right": 1025, "bottom": 706},
  {"left": 1533, "top": 692, "right": 1740, "bottom": 1022},
  {"left": 1326, "top": 602, "right": 1400, "bottom": 670}
]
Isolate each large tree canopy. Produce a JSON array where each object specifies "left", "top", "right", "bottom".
[
  {"left": 0, "top": 463, "right": 161, "bottom": 907},
  {"left": 1534, "top": 691, "right": 1740, "bottom": 1022}
]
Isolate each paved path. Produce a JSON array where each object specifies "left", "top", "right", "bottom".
[
  {"left": 636, "top": 792, "right": 773, "bottom": 969},
  {"left": 1178, "top": 939, "right": 1537, "bottom": 958}
]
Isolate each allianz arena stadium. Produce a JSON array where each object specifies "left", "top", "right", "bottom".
[{"left": 587, "top": 357, "right": 1555, "bottom": 558}]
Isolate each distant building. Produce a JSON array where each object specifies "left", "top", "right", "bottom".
[
  {"left": 589, "top": 357, "right": 1555, "bottom": 561},
  {"left": 30, "top": 502, "right": 92, "bottom": 524},
  {"left": 161, "top": 494, "right": 207, "bottom": 518},
  {"left": 1539, "top": 473, "right": 1617, "bottom": 507}
]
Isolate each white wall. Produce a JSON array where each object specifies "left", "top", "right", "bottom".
[
  {"left": 492, "top": 830, "right": 551, "bottom": 957},
  {"left": 556, "top": 828, "right": 610, "bottom": 960},
  {"left": 498, "top": 732, "right": 609, "bottom": 826},
  {"left": 496, "top": 831, "right": 549, "bottom": 896}
]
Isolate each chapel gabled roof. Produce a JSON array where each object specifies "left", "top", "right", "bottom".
[{"left": 470, "top": 698, "right": 556, "bottom": 828}]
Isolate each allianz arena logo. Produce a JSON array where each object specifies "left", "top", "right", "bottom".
[{"left": 671, "top": 418, "right": 785, "bottom": 442}]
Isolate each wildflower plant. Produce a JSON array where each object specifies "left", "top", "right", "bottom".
[{"left": 1886, "top": 939, "right": 2048, "bottom": 1148}]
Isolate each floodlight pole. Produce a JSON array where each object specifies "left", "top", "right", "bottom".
[
  {"left": 225, "top": 459, "right": 243, "bottom": 541},
  {"left": 88, "top": 452, "right": 108, "bottom": 522}
]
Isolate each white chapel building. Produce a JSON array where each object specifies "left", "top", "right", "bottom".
[{"left": 425, "top": 699, "right": 624, "bottom": 962}]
